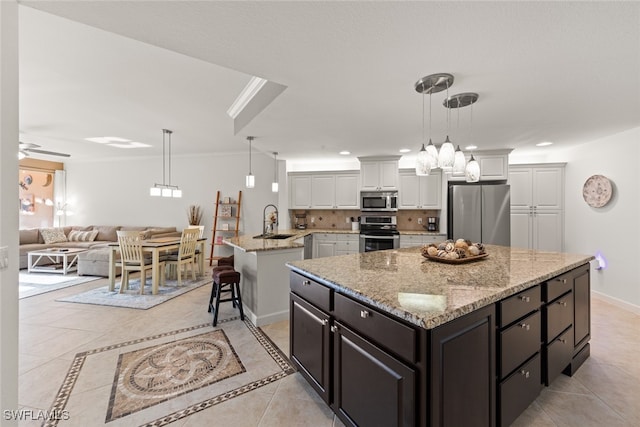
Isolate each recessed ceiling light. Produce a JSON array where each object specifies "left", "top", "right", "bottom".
[
  {"left": 536, "top": 141, "right": 553, "bottom": 147},
  {"left": 109, "top": 142, "right": 152, "bottom": 149},
  {"left": 399, "top": 148, "right": 411, "bottom": 153},
  {"left": 85, "top": 136, "right": 131, "bottom": 144},
  {"left": 465, "top": 145, "right": 478, "bottom": 150},
  {"left": 339, "top": 151, "right": 351, "bottom": 155}
]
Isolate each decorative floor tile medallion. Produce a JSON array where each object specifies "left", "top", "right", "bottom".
[{"left": 106, "top": 329, "right": 245, "bottom": 422}]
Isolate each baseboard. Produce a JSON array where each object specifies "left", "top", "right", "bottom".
[
  {"left": 592, "top": 290, "right": 640, "bottom": 315},
  {"left": 243, "top": 306, "right": 289, "bottom": 327}
]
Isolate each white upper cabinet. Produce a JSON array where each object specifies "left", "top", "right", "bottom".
[
  {"left": 310, "top": 174, "right": 335, "bottom": 209},
  {"left": 289, "top": 171, "right": 360, "bottom": 209},
  {"left": 290, "top": 174, "right": 313, "bottom": 209},
  {"left": 398, "top": 169, "right": 442, "bottom": 209},
  {"left": 334, "top": 174, "right": 360, "bottom": 209},
  {"left": 448, "top": 149, "right": 512, "bottom": 182},
  {"left": 509, "top": 164, "right": 564, "bottom": 210},
  {"left": 359, "top": 156, "right": 400, "bottom": 190}
]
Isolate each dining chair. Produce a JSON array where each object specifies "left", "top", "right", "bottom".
[
  {"left": 187, "top": 225, "right": 205, "bottom": 275},
  {"left": 165, "top": 227, "right": 200, "bottom": 285},
  {"left": 116, "top": 230, "right": 164, "bottom": 294}
]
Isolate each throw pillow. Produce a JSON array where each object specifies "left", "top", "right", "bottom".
[
  {"left": 68, "top": 229, "right": 99, "bottom": 242},
  {"left": 40, "top": 228, "right": 68, "bottom": 244}
]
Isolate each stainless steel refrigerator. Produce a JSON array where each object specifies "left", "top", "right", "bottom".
[{"left": 447, "top": 183, "right": 511, "bottom": 246}]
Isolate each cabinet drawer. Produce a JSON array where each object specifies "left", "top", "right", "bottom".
[
  {"left": 499, "top": 310, "right": 541, "bottom": 378},
  {"left": 545, "top": 291, "right": 573, "bottom": 343},
  {"left": 499, "top": 285, "right": 541, "bottom": 327},
  {"left": 334, "top": 293, "right": 417, "bottom": 363},
  {"left": 545, "top": 326, "right": 573, "bottom": 385},
  {"left": 499, "top": 353, "right": 543, "bottom": 427},
  {"left": 290, "top": 272, "right": 331, "bottom": 312},
  {"left": 335, "top": 233, "right": 358, "bottom": 241},
  {"left": 544, "top": 271, "right": 573, "bottom": 302},
  {"left": 335, "top": 241, "right": 356, "bottom": 251}
]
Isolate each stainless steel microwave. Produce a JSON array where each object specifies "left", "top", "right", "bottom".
[{"left": 360, "top": 191, "right": 398, "bottom": 212}]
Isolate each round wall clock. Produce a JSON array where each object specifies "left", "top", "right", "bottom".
[{"left": 582, "top": 175, "right": 613, "bottom": 208}]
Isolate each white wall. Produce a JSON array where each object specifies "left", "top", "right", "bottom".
[
  {"left": 64, "top": 151, "right": 280, "bottom": 258},
  {"left": 547, "top": 127, "right": 640, "bottom": 308}
]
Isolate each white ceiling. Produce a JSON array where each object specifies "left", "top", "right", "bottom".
[{"left": 18, "top": 1, "right": 640, "bottom": 164}]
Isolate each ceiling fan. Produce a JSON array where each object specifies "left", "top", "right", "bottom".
[{"left": 19, "top": 141, "right": 70, "bottom": 158}]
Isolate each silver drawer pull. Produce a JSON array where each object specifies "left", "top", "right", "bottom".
[
  {"left": 321, "top": 319, "right": 328, "bottom": 326},
  {"left": 360, "top": 310, "right": 370, "bottom": 319},
  {"left": 302, "top": 280, "right": 311, "bottom": 286},
  {"left": 519, "top": 295, "right": 531, "bottom": 303},
  {"left": 520, "top": 370, "right": 530, "bottom": 379},
  {"left": 330, "top": 325, "right": 337, "bottom": 333},
  {"left": 519, "top": 323, "right": 531, "bottom": 331},
  {"left": 557, "top": 301, "right": 567, "bottom": 307},
  {"left": 559, "top": 338, "right": 567, "bottom": 344},
  {"left": 558, "top": 278, "right": 567, "bottom": 284}
]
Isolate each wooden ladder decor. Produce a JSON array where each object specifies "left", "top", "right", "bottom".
[{"left": 208, "top": 190, "right": 242, "bottom": 266}]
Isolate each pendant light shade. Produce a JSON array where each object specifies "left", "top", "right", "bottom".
[
  {"left": 415, "top": 143, "right": 431, "bottom": 176},
  {"left": 438, "top": 136, "right": 455, "bottom": 171},
  {"left": 465, "top": 154, "right": 480, "bottom": 182},
  {"left": 425, "top": 139, "right": 439, "bottom": 170},
  {"left": 246, "top": 136, "right": 255, "bottom": 189},
  {"left": 272, "top": 151, "right": 279, "bottom": 192},
  {"left": 149, "top": 129, "right": 182, "bottom": 198},
  {"left": 453, "top": 145, "right": 466, "bottom": 176}
]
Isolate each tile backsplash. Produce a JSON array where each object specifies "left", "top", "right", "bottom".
[{"left": 289, "top": 209, "right": 440, "bottom": 232}]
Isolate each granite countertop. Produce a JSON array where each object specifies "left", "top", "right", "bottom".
[
  {"left": 286, "top": 245, "right": 594, "bottom": 330},
  {"left": 224, "top": 228, "right": 447, "bottom": 252}
]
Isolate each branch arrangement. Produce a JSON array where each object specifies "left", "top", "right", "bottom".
[{"left": 187, "top": 205, "right": 203, "bottom": 225}]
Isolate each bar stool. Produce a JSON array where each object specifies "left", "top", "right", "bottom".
[
  {"left": 210, "top": 268, "right": 244, "bottom": 326},
  {"left": 208, "top": 265, "right": 234, "bottom": 313}
]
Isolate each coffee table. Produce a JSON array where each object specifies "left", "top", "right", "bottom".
[{"left": 27, "top": 248, "right": 88, "bottom": 275}]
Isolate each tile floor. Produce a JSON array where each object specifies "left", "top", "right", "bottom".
[{"left": 17, "top": 270, "right": 639, "bottom": 426}]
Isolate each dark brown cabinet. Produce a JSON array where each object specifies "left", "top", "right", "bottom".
[
  {"left": 290, "top": 293, "right": 331, "bottom": 402},
  {"left": 333, "top": 322, "right": 416, "bottom": 427},
  {"left": 429, "top": 304, "right": 495, "bottom": 427},
  {"left": 289, "top": 263, "right": 591, "bottom": 427}
]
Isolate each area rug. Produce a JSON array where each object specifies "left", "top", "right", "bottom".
[
  {"left": 19, "top": 272, "right": 101, "bottom": 299},
  {"left": 44, "top": 317, "right": 295, "bottom": 427},
  {"left": 56, "top": 276, "right": 211, "bottom": 309}
]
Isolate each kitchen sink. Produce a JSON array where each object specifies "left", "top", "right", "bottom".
[{"left": 252, "top": 233, "right": 295, "bottom": 240}]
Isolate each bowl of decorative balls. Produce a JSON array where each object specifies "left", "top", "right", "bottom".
[{"left": 421, "top": 239, "right": 488, "bottom": 264}]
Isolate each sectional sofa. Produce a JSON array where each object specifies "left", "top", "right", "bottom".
[{"left": 19, "top": 225, "right": 181, "bottom": 276}]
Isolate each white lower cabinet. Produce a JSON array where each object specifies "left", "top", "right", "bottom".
[
  {"left": 511, "top": 210, "right": 563, "bottom": 252},
  {"left": 313, "top": 233, "right": 359, "bottom": 258}
]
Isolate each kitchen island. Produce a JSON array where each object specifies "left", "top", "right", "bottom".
[{"left": 286, "top": 245, "right": 594, "bottom": 427}]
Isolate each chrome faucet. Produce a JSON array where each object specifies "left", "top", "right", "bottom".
[{"left": 263, "top": 204, "right": 279, "bottom": 236}]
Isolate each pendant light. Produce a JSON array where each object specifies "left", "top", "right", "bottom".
[
  {"left": 452, "top": 106, "right": 466, "bottom": 176},
  {"left": 415, "top": 89, "right": 431, "bottom": 176},
  {"left": 245, "top": 136, "right": 255, "bottom": 188},
  {"left": 465, "top": 101, "right": 480, "bottom": 182},
  {"left": 149, "top": 129, "right": 182, "bottom": 198},
  {"left": 414, "top": 73, "right": 454, "bottom": 175},
  {"left": 438, "top": 81, "right": 455, "bottom": 172},
  {"left": 272, "top": 151, "right": 279, "bottom": 192}
]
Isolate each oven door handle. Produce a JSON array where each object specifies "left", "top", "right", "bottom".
[{"left": 360, "top": 235, "right": 399, "bottom": 240}]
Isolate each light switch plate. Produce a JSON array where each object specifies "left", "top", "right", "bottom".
[{"left": 0, "top": 246, "right": 8, "bottom": 270}]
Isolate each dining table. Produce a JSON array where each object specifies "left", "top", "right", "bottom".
[{"left": 107, "top": 236, "right": 206, "bottom": 295}]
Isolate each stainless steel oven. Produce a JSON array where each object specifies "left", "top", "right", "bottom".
[
  {"left": 359, "top": 214, "right": 400, "bottom": 252},
  {"left": 361, "top": 191, "right": 398, "bottom": 212}
]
